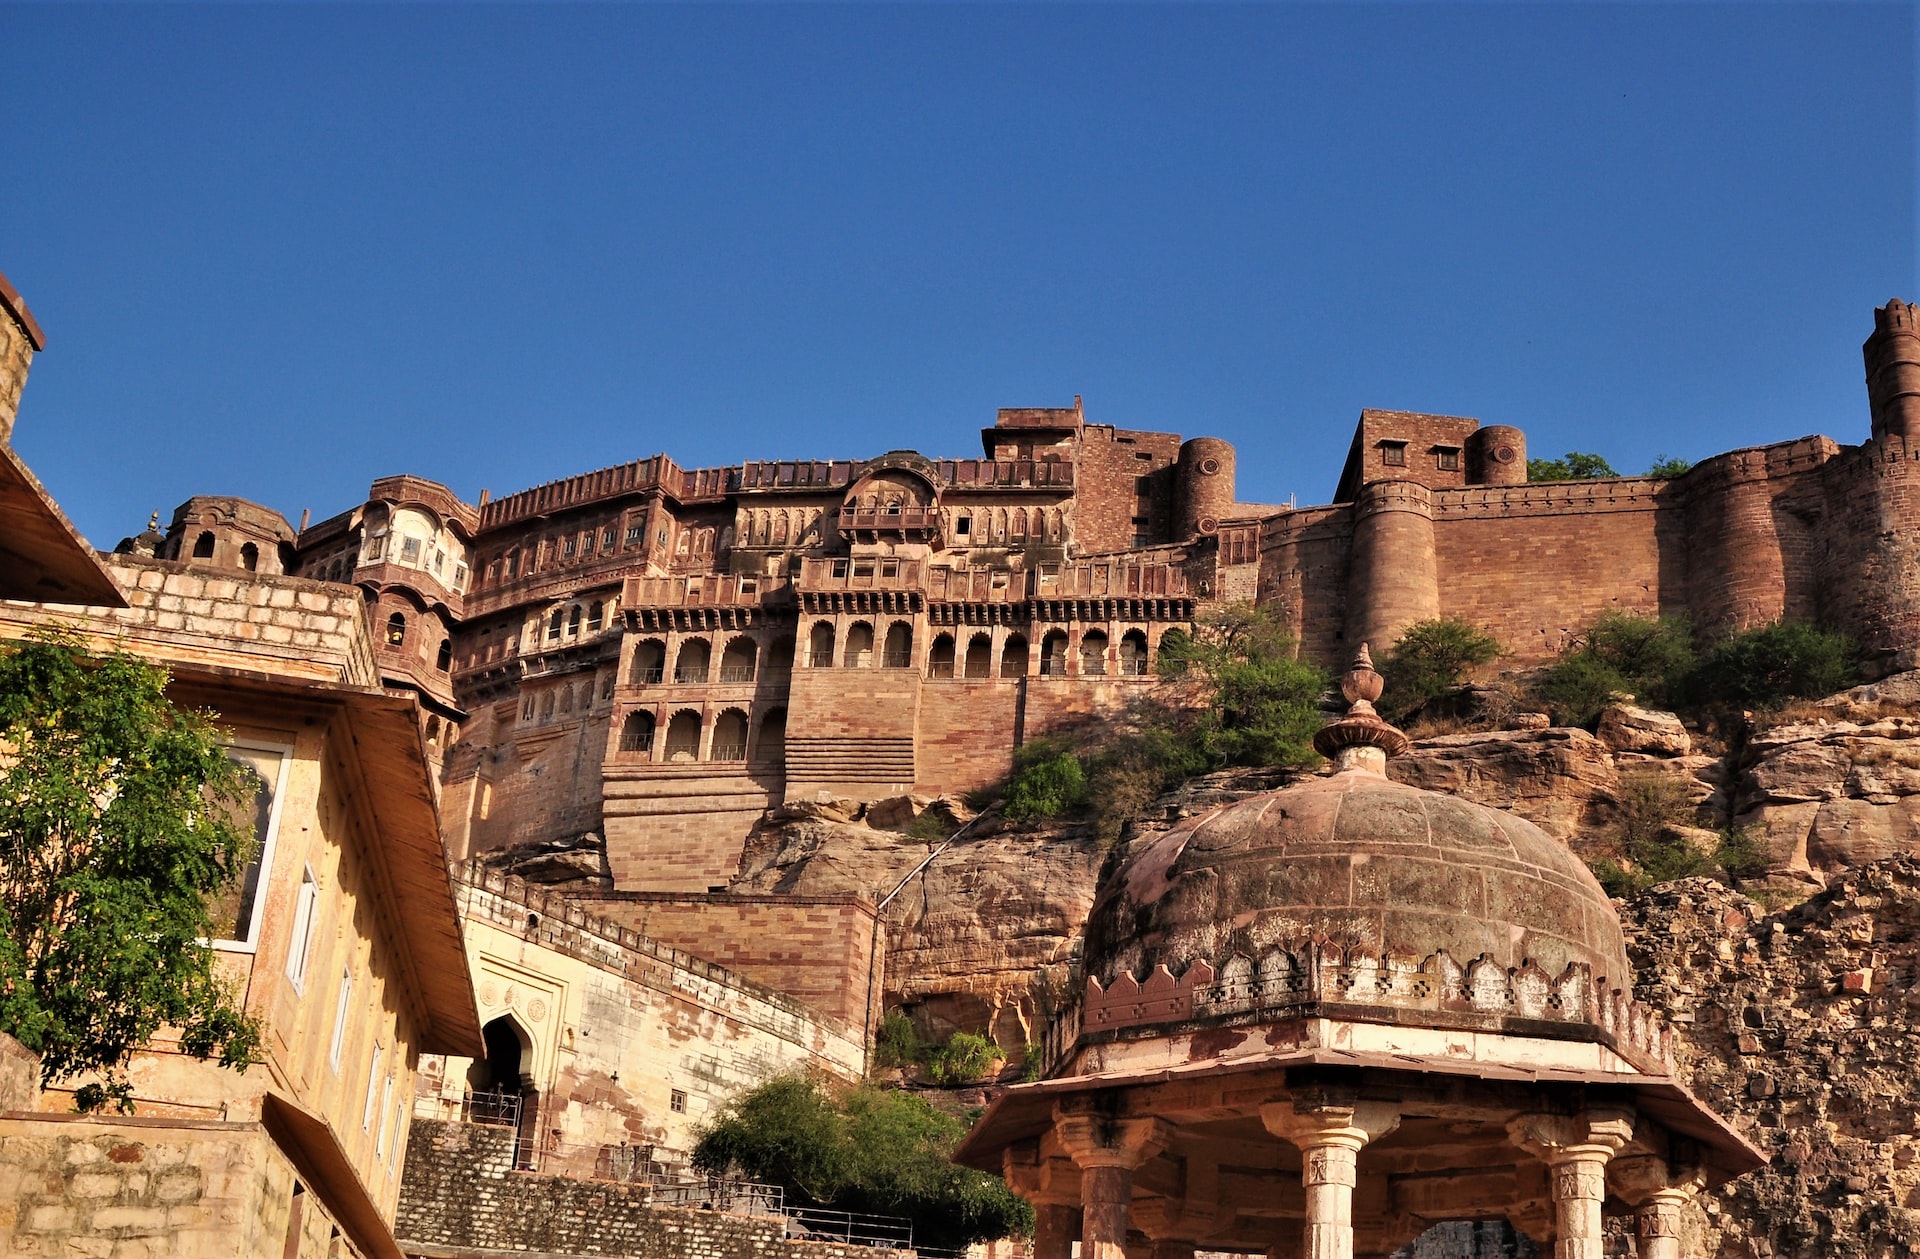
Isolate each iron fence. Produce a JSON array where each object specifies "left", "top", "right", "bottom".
[{"left": 784, "top": 1205, "right": 914, "bottom": 1250}]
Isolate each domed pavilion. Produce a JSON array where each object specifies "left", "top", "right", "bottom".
[{"left": 954, "top": 648, "right": 1761, "bottom": 1259}]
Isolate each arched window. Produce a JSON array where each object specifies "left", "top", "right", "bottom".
[
  {"left": 964, "top": 633, "right": 992, "bottom": 679},
  {"left": 1081, "top": 629, "right": 1110, "bottom": 676},
  {"left": 619, "top": 711, "right": 655, "bottom": 754},
  {"left": 673, "top": 639, "right": 712, "bottom": 684},
  {"left": 1000, "top": 634, "right": 1030, "bottom": 678},
  {"left": 558, "top": 686, "right": 574, "bottom": 715},
  {"left": 843, "top": 622, "right": 874, "bottom": 668},
  {"left": 927, "top": 634, "right": 955, "bottom": 678},
  {"left": 756, "top": 707, "right": 787, "bottom": 761},
  {"left": 1119, "top": 630, "right": 1150, "bottom": 676},
  {"left": 631, "top": 639, "right": 666, "bottom": 685},
  {"left": 425, "top": 716, "right": 441, "bottom": 744},
  {"left": 436, "top": 639, "right": 453, "bottom": 671},
  {"left": 386, "top": 612, "right": 407, "bottom": 647},
  {"left": 664, "top": 711, "right": 701, "bottom": 761},
  {"left": 192, "top": 531, "right": 216, "bottom": 559},
  {"left": 567, "top": 605, "right": 582, "bottom": 636},
  {"left": 766, "top": 635, "right": 795, "bottom": 676},
  {"left": 239, "top": 542, "right": 259, "bottom": 571},
  {"left": 882, "top": 623, "right": 913, "bottom": 669},
  {"left": 587, "top": 601, "right": 604, "bottom": 632},
  {"left": 539, "top": 691, "right": 555, "bottom": 720},
  {"left": 720, "top": 637, "right": 757, "bottom": 683},
  {"left": 521, "top": 695, "right": 535, "bottom": 721},
  {"left": 808, "top": 622, "right": 836, "bottom": 668},
  {"left": 1040, "top": 630, "right": 1070, "bottom": 676},
  {"left": 547, "top": 610, "right": 563, "bottom": 641},
  {"left": 710, "top": 709, "right": 749, "bottom": 761}
]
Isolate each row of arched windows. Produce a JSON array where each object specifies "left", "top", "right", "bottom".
[
  {"left": 520, "top": 672, "right": 618, "bottom": 725},
  {"left": 541, "top": 599, "right": 609, "bottom": 645},
  {"left": 616, "top": 706, "right": 786, "bottom": 763},
  {"left": 621, "top": 623, "right": 1166, "bottom": 686}
]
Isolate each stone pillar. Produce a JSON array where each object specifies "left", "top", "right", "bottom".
[
  {"left": 1053, "top": 1113, "right": 1169, "bottom": 1259},
  {"left": 1508, "top": 1109, "right": 1635, "bottom": 1259},
  {"left": 1261, "top": 1100, "right": 1400, "bottom": 1259},
  {"left": 1033, "top": 1203, "right": 1082, "bottom": 1259},
  {"left": 1610, "top": 1154, "right": 1702, "bottom": 1259}
]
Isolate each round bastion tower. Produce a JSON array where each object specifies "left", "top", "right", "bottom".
[
  {"left": 1175, "top": 436, "right": 1235, "bottom": 539},
  {"left": 1466, "top": 423, "right": 1527, "bottom": 486},
  {"left": 1347, "top": 479, "right": 1440, "bottom": 652},
  {"left": 1866, "top": 297, "right": 1920, "bottom": 441}
]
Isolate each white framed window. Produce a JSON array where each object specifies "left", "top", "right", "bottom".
[
  {"left": 284, "top": 866, "right": 320, "bottom": 989},
  {"left": 329, "top": 967, "right": 353, "bottom": 1073},
  {"left": 363, "top": 1042, "right": 385, "bottom": 1131},
  {"left": 389, "top": 1097, "right": 407, "bottom": 1175},
  {"left": 209, "top": 741, "right": 294, "bottom": 952}
]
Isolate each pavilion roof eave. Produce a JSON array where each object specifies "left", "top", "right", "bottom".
[{"left": 952, "top": 1043, "right": 1765, "bottom": 1187}]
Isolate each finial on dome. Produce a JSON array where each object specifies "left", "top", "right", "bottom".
[
  {"left": 1312, "top": 641, "right": 1412, "bottom": 771},
  {"left": 147, "top": 511, "right": 160, "bottom": 531}
]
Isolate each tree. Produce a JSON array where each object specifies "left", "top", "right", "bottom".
[
  {"left": 1154, "top": 602, "right": 1328, "bottom": 769},
  {"left": 1527, "top": 451, "right": 1620, "bottom": 481},
  {"left": 693, "top": 1073, "right": 1032, "bottom": 1251},
  {"left": 0, "top": 629, "right": 261, "bottom": 1112},
  {"left": 1378, "top": 617, "right": 1502, "bottom": 722},
  {"left": 1646, "top": 454, "right": 1692, "bottom": 479}
]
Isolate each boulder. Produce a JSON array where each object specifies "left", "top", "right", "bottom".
[
  {"left": 865, "top": 793, "right": 937, "bottom": 831},
  {"left": 1596, "top": 702, "right": 1691, "bottom": 756},
  {"left": 1392, "top": 727, "right": 1620, "bottom": 847}
]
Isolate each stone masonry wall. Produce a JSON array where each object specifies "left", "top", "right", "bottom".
[
  {"left": 578, "top": 893, "right": 880, "bottom": 1030},
  {"left": 398, "top": 1118, "right": 907, "bottom": 1259},
  {"left": 0, "top": 1115, "right": 322, "bottom": 1259},
  {"left": 1, "top": 555, "right": 379, "bottom": 689},
  {"left": 0, "top": 280, "right": 35, "bottom": 446}
]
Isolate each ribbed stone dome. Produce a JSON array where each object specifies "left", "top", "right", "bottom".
[{"left": 1084, "top": 767, "right": 1632, "bottom": 990}]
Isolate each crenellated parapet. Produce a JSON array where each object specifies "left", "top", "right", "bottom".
[{"left": 1054, "top": 940, "right": 1676, "bottom": 1077}]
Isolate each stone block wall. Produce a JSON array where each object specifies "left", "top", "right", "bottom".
[
  {"left": 398, "top": 1118, "right": 909, "bottom": 1259},
  {"left": 0, "top": 555, "right": 380, "bottom": 689},
  {"left": 0, "top": 1115, "right": 322, "bottom": 1259},
  {"left": 579, "top": 892, "right": 880, "bottom": 1031},
  {"left": 1071, "top": 425, "right": 1182, "bottom": 555}
]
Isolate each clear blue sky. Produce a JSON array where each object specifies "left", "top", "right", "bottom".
[{"left": 5, "top": 3, "right": 1915, "bottom": 546}]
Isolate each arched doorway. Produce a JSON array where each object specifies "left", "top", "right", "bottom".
[{"left": 472, "top": 1015, "right": 540, "bottom": 1170}]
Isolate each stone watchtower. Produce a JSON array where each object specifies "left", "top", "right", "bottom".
[{"left": 1865, "top": 297, "right": 1920, "bottom": 442}]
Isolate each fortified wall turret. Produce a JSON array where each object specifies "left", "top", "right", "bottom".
[{"left": 1865, "top": 297, "right": 1920, "bottom": 442}]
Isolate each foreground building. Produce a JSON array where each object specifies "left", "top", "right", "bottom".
[
  {"left": 0, "top": 270, "right": 484, "bottom": 1259},
  {"left": 955, "top": 650, "right": 1764, "bottom": 1257}
]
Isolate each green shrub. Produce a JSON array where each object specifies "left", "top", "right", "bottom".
[
  {"left": 1687, "top": 620, "right": 1860, "bottom": 712},
  {"left": 928, "top": 1032, "right": 1004, "bottom": 1085},
  {"left": 872, "top": 1010, "right": 925, "bottom": 1070},
  {"left": 1084, "top": 728, "right": 1203, "bottom": 845},
  {"left": 1159, "top": 603, "right": 1328, "bottom": 770},
  {"left": 694, "top": 1073, "right": 1031, "bottom": 1250},
  {"left": 1018, "top": 1042, "right": 1044, "bottom": 1083},
  {"left": 1714, "top": 826, "right": 1771, "bottom": 882},
  {"left": 1533, "top": 610, "right": 1696, "bottom": 725},
  {"left": 1536, "top": 653, "right": 1632, "bottom": 727},
  {"left": 1002, "top": 739, "right": 1088, "bottom": 821},
  {"left": 1646, "top": 455, "right": 1692, "bottom": 479},
  {"left": 1379, "top": 617, "right": 1502, "bottom": 723},
  {"left": 1529, "top": 451, "right": 1620, "bottom": 481},
  {"left": 1587, "top": 770, "right": 1712, "bottom": 896},
  {"left": 904, "top": 811, "right": 956, "bottom": 842}
]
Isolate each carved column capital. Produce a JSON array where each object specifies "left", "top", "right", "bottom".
[
  {"left": 1261, "top": 1100, "right": 1401, "bottom": 1157},
  {"left": 1053, "top": 1111, "right": 1172, "bottom": 1171},
  {"left": 1505, "top": 1107, "right": 1636, "bottom": 1165},
  {"left": 1610, "top": 1155, "right": 1703, "bottom": 1259}
]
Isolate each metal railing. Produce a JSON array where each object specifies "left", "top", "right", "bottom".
[
  {"left": 619, "top": 733, "right": 654, "bottom": 753},
  {"left": 843, "top": 651, "right": 873, "bottom": 668},
  {"left": 1082, "top": 659, "right": 1107, "bottom": 676},
  {"left": 880, "top": 651, "right": 913, "bottom": 668},
  {"left": 784, "top": 1205, "right": 914, "bottom": 1250},
  {"left": 926, "top": 662, "right": 955, "bottom": 678},
  {"left": 719, "top": 665, "right": 756, "bottom": 682},
  {"left": 650, "top": 1176, "right": 785, "bottom": 1217},
  {"left": 673, "top": 667, "right": 710, "bottom": 684},
  {"left": 632, "top": 666, "right": 665, "bottom": 684},
  {"left": 808, "top": 651, "right": 837, "bottom": 667},
  {"left": 710, "top": 743, "right": 747, "bottom": 761}
]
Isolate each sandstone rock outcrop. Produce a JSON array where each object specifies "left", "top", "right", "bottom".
[
  {"left": 1623, "top": 862, "right": 1920, "bottom": 1254},
  {"left": 1735, "top": 717, "right": 1920, "bottom": 880},
  {"left": 1598, "top": 700, "right": 1694, "bottom": 756}
]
